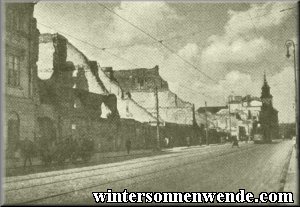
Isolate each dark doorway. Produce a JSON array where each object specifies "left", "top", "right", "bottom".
[{"left": 7, "top": 112, "right": 20, "bottom": 158}]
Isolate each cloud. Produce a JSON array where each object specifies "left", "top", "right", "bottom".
[
  {"left": 169, "top": 70, "right": 261, "bottom": 108},
  {"left": 106, "top": 2, "right": 179, "bottom": 44},
  {"left": 204, "top": 70, "right": 260, "bottom": 99},
  {"left": 225, "top": 3, "right": 291, "bottom": 37},
  {"left": 121, "top": 45, "right": 166, "bottom": 69},
  {"left": 196, "top": 2, "right": 293, "bottom": 111},
  {"left": 202, "top": 37, "right": 271, "bottom": 65},
  {"left": 218, "top": 71, "right": 260, "bottom": 95},
  {"left": 178, "top": 43, "right": 199, "bottom": 60},
  {"left": 162, "top": 46, "right": 263, "bottom": 107},
  {"left": 201, "top": 3, "right": 290, "bottom": 69}
]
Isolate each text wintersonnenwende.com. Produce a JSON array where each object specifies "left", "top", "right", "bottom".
[{"left": 92, "top": 189, "right": 294, "bottom": 203}]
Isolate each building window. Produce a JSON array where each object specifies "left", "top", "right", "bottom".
[
  {"left": 6, "top": 8, "right": 23, "bottom": 32},
  {"left": 7, "top": 55, "right": 21, "bottom": 87},
  {"left": 6, "top": 54, "right": 21, "bottom": 87}
]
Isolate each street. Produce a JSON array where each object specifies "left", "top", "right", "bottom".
[{"left": 4, "top": 140, "right": 294, "bottom": 205}]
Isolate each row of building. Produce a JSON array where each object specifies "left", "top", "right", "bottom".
[
  {"left": 4, "top": 3, "right": 279, "bottom": 159},
  {"left": 197, "top": 86, "right": 279, "bottom": 143}
]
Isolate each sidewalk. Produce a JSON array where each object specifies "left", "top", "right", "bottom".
[
  {"left": 283, "top": 142, "right": 298, "bottom": 204},
  {"left": 6, "top": 142, "right": 232, "bottom": 169},
  {"left": 5, "top": 141, "right": 251, "bottom": 177},
  {"left": 5, "top": 149, "right": 154, "bottom": 169}
]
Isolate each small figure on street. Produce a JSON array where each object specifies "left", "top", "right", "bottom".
[
  {"left": 232, "top": 136, "right": 239, "bottom": 148},
  {"left": 164, "top": 137, "right": 169, "bottom": 148},
  {"left": 186, "top": 136, "right": 191, "bottom": 147},
  {"left": 23, "top": 137, "right": 33, "bottom": 168},
  {"left": 125, "top": 139, "right": 131, "bottom": 154}
]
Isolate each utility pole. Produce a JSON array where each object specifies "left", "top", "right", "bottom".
[
  {"left": 228, "top": 96, "right": 232, "bottom": 140},
  {"left": 285, "top": 40, "right": 298, "bottom": 158},
  {"left": 192, "top": 103, "right": 198, "bottom": 145},
  {"left": 154, "top": 86, "right": 160, "bottom": 151},
  {"left": 205, "top": 101, "right": 209, "bottom": 145},
  {"left": 282, "top": 122, "right": 285, "bottom": 140},
  {"left": 192, "top": 104, "right": 201, "bottom": 145}
]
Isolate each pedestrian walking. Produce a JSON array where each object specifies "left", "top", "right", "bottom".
[
  {"left": 125, "top": 139, "right": 131, "bottom": 154},
  {"left": 232, "top": 136, "right": 239, "bottom": 148},
  {"left": 23, "top": 137, "right": 33, "bottom": 168}
]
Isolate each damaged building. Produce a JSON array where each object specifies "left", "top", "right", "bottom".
[
  {"left": 37, "top": 33, "right": 120, "bottom": 152},
  {"left": 94, "top": 65, "right": 163, "bottom": 149},
  {"left": 113, "top": 66, "right": 200, "bottom": 146},
  {"left": 37, "top": 33, "right": 160, "bottom": 151}
]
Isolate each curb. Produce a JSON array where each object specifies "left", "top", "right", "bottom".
[
  {"left": 282, "top": 143, "right": 298, "bottom": 204},
  {"left": 278, "top": 144, "right": 295, "bottom": 192}
]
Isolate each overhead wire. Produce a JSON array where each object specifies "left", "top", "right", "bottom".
[
  {"left": 37, "top": 21, "right": 222, "bottom": 108},
  {"left": 38, "top": 3, "right": 295, "bottom": 50},
  {"left": 37, "top": 3, "right": 295, "bottom": 104},
  {"left": 97, "top": 2, "right": 220, "bottom": 85},
  {"left": 103, "top": 7, "right": 256, "bottom": 96},
  {"left": 96, "top": 3, "right": 296, "bottom": 87},
  {"left": 178, "top": 84, "right": 225, "bottom": 105}
]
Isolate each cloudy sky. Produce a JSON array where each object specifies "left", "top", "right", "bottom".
[{"left": 34, "top": 1, "right": 298, "bottom": 123}]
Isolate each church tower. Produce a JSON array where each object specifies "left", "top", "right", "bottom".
[{"left": 259, "top": 72, "right": 279, "bottom": 143}]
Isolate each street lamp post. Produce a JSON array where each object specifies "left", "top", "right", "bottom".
[{"left": 285, "top": 40, "right": 298, "bottom": 157}]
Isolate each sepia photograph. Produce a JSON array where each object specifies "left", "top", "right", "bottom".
[{"left": 1, "top": 0, "right": 299, "bottom": 205}]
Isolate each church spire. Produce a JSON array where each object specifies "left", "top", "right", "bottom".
[
  {"left": 262, "top": 71, "right": 270, "bottom": 90},
  {"left": 261, "top": 71, "right": 273, "bottom": 106}
]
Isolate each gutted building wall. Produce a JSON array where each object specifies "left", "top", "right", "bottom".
[
  {"left": 37, "top": 33, "right": 157, "bottom": 152},
  {"left": 113, "top": 66, "right": 169, "bottom": 93},
  {"left": 37, "top": 33, "right": 122, "bottom": 152}
]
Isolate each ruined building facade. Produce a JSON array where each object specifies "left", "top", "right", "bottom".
[
  {"left": 38, "top": 33, "right": 160, "bottom": 152},
  {"left": 37, "top": 33, "right": 120, "bottom": 152},
  {"left": 113, "top": 67, "right": 199, "bottom": 146},
  {"left": 114, "top": 66, "right": 169, "bottom": 92},
  {"left": 5, "top": 3, "right": 40, "bottom": 158}
]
